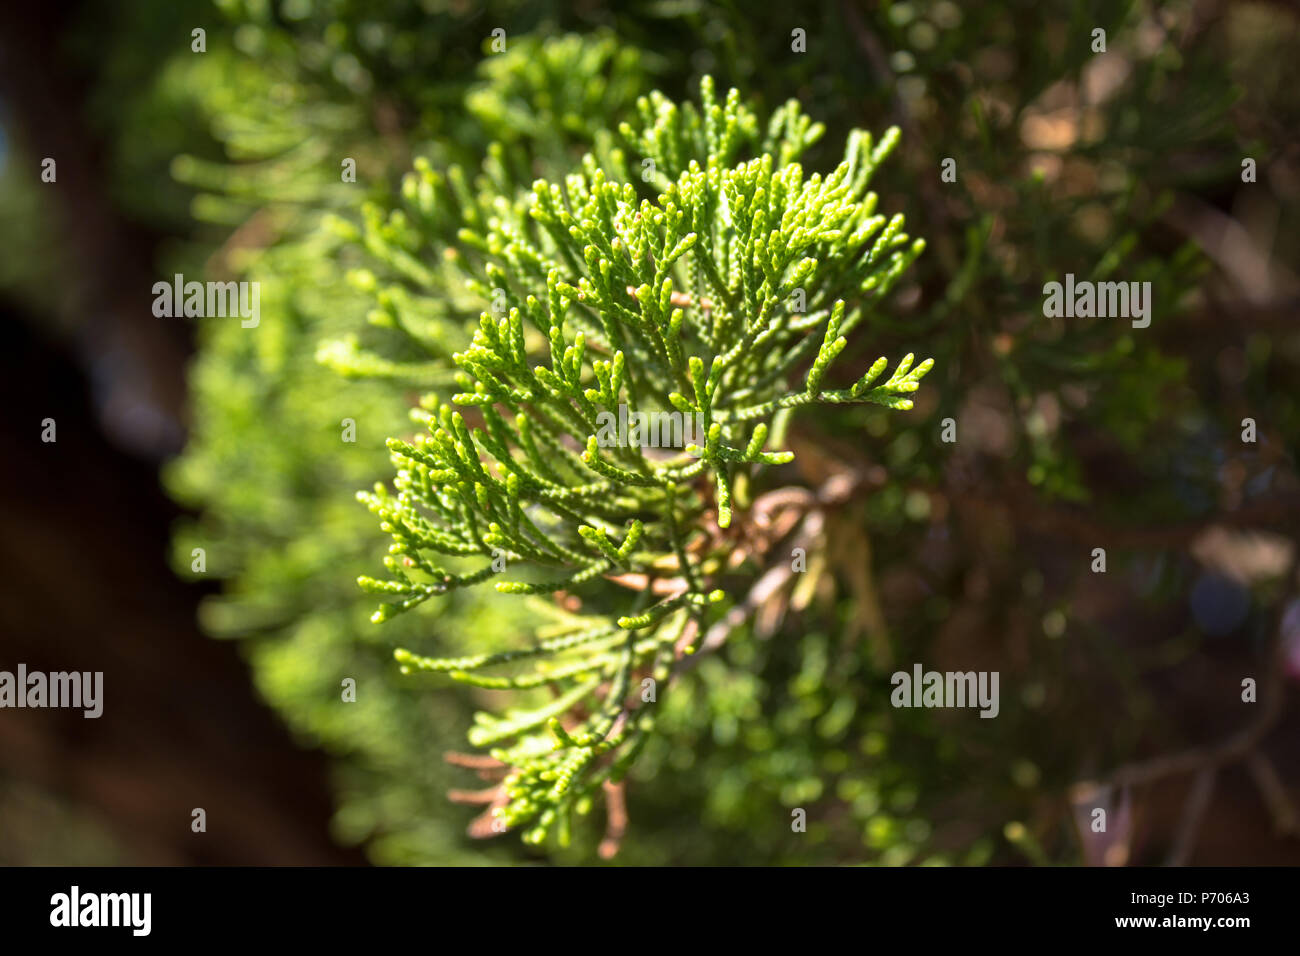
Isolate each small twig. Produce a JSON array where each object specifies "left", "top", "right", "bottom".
[
  {"left": 598, "top": 780, "right": 628, "bottom": 860},
  {"left": 467, "top": 789, "right": 512, "bottom": 839},
  {"left": 1164, "top": 194, "right": 1296, "bottom": 304},
  {"left": 626, "top": 285, "right": 713, "bottom": 313},
  {"left": 673, "top": 617, "right": 700, "bottom": 658},
  {"left": 446, "top": 786, "right": 502, "bottom": 805},
  {"left": 684, "top": 511, "right": 823, "bottom": 666},
  {"left": 443, "top": 751, "right": 506, "bottom": 770},
  {"left": 1165, "top": 768, "right": 1217, "bottom": 867},
  {"left": 1245, "top": 751, "right": 1300, "bottom": 836}
]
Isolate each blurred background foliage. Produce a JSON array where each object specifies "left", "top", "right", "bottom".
[{"left": 0, "top": 0, "right": 1296, "bottom": 865}]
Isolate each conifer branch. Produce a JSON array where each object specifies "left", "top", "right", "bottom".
[{"left": 355, "top": 77, "right": 935, "bottom": 849}]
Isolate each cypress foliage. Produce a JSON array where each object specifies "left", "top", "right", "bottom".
[
  {"left": 165, "top": 28, "right": 658, "bottom": 862},
  {"left": 145, "top": 4, "right": 1284, "bottom": 866},
  {"left": 349, "top": 79, "right": 934, "bottom": 846}
]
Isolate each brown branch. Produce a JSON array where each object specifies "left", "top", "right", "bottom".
[
  {"left": 447, "top": 786, "right": 503, "bottom": 805},
  {"left": 1165, "top": 768, "right": 1218, "bottom": 867},
  {"left": 598, "top": 780, "right": 628, "bottom": 860},
  {"left": 444, "top": 751, "right": 506, "bottom": 770},
  {"left": 1245, "top": 751, "right": 1300, "bottom": 836},
  {"left": 688, "top": 521, "right": 814, "bottom": 661},
  {"left": 679, "top": 483, "right": 858, "bottom": 668}
]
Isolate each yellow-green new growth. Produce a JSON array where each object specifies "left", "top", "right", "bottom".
[{"left": 355, "top": 76, "right": 934, "bottom": 851}]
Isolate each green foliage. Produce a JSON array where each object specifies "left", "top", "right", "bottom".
[
  {"left": 138, "top": 1, "right": 1296, "bottom": 866},
  {"left": 350, "top": 78, "right": 933, "bottom": 846},
  {"left": 163, "top": 26, "right": 654, "bottom": 863}
]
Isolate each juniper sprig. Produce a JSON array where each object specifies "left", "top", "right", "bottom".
[{"left": 356, "top": 77, "right": 934, "bottom": 849}]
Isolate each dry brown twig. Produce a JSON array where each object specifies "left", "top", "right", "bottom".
[{"left": 679, "top": 470, "right": 862, "bottom": 668}]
